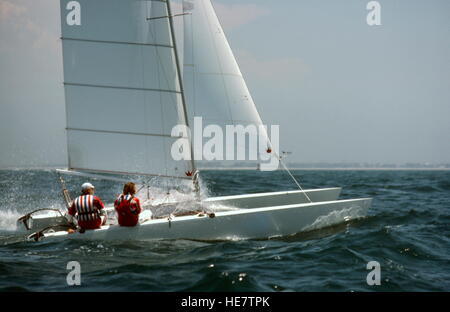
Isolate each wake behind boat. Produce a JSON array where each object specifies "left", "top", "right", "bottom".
[{"left": 18, "top": 0, "right": 372, "bottom": 242}]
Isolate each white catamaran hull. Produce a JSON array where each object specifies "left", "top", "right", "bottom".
[
  {"left": 18, "top": 188, "right": 342, "bottom": 232},
  {"left": 203, "top": 188, "right": 341, "bottom": 208},
  {"left": 41, "top": 198, "right": 371, "bottom": 242}
]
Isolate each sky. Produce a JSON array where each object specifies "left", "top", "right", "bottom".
[{"left": 0, "top": 0, "right": 449, "bottom": 168}]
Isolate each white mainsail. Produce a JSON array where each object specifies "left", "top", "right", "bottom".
[
  {"left": 183, "top": 0, "right": 273, "bottom": 164},
  {"left": 61, "top": 0, "right": 193, "bottom": 179}
]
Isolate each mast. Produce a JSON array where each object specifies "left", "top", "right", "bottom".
[{"left": 165, "top": 0, "right": 199, "bottom": 192}]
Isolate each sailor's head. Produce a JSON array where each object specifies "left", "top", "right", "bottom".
[
  {"left": 123, "top": 182, "right": 136, "bottom": 195},
  {"left": 81, "top": 182, "right": 95, "bottom": 195}
]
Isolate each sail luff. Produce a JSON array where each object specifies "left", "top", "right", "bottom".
[
  {"left": 59, "top": 0, "right": 70, "bottom": 172},
  {"left": 166, "top": 0, "right": 197, "bottom": 175}
]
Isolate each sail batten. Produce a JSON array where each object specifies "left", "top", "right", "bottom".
[
  {"left": 62, "top": 37, "right": 174, "bottom": 48},
  {"left": 66, "top": 128, "right": 186, "bottom": 139},
  {"left": 64, "top": 82, "right": 182, "bottom": 94},
  {"left": 60, "top": 0, "right": 193, "bottom": 179},
  {"left": 68, "top": 168, "right": 193, "bottom": 180}
]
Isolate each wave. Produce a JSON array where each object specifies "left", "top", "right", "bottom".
[
  {"left": 301, "top": 205, "right": 366, "bottom": 232},
  {"left": 437, "top": 180, "right": 450, "bottom": 191},
  {"left": 0, "top": 209, "right": 21, "bottom": 232},
  {"left": 0, "top": 286, "right": 30, "bottom": 292},
  {"left": 404, "top": 185, "right": 440, "bottom": 193}
]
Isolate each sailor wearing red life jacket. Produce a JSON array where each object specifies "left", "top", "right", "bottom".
[
  {"left": 68, "top": 182, "right": 106, "bottom": 230},
  {"left": 114, "top": 182, "right": 142, "bottom": 227}
]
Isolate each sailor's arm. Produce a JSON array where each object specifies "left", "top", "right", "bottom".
[
  {"left": 68, "top": 202, "right": 76, "bottom": 216},
  {"left": 93, "top": 196, "right": 105, "bottom": 210},
  {"left": 113, "top": 196, "right": 120, "bottom": 210},
  {"left": 93, "top": 196, "right": 107, "bottom": 225},
  {"left": 65, "top": 201, "right": 78, "bottom": 226},
  {"left": 130, "top": 198, "right": 142, "bottom": 215}
]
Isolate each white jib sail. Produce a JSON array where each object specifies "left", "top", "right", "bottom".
[
  {"left": 60, "top": 0, "right": 193, "bottom": 179},
  {"left": 183, "top": 0, "right": 274, "bottom": 166}
]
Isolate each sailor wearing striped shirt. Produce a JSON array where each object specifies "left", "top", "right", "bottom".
[
  {"left": 114, "top": 182, "right": 142, "bottom": 227},
  {"left": 68, "top": 182, "right": 106, "bottom": 230}
]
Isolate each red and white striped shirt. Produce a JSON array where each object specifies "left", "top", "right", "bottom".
[{"left": 69, "top": 195, "right": 105, "bottom": 229}]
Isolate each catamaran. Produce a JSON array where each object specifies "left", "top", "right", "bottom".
[{"left": 18, "top": 0, "right": 372, "bottom": 241}]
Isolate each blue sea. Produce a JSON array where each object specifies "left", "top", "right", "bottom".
[{"left": 0, "top": 169, "right": 449, "bottom": 291}]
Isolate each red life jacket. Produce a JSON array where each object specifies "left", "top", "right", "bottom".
[{"left": 115, "top": 194, "right": 141, "bottom": 227}]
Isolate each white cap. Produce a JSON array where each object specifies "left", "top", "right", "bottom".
[{"left": 81, "top": 182, "right": 95, "bottom": 191}]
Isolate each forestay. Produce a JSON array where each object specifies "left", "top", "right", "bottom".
[{"left": 60, "top": 0, "right": 193, "bottom": 179}]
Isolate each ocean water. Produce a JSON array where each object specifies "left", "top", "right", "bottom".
[{"left": 0, "top": 169, "right": 449, "bottom": 291}]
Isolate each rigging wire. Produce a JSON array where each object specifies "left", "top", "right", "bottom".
[{"left": 273, "top": 151, "right": 313, "bottom": 203}]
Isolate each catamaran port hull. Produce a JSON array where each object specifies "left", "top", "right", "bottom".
[
  {"left": 18, "top": 188, "right": 342, "bottom": 232},
  {"left": 41, "top": 198, "right": 371, "bottom": 242}
]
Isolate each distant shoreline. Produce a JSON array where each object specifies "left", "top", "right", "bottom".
[
  {"left": 198, "top": 167, "right": 450, "bottom": 171},
  {"left": 1, "top": 166, "right": 449, "bottom": 172}
]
